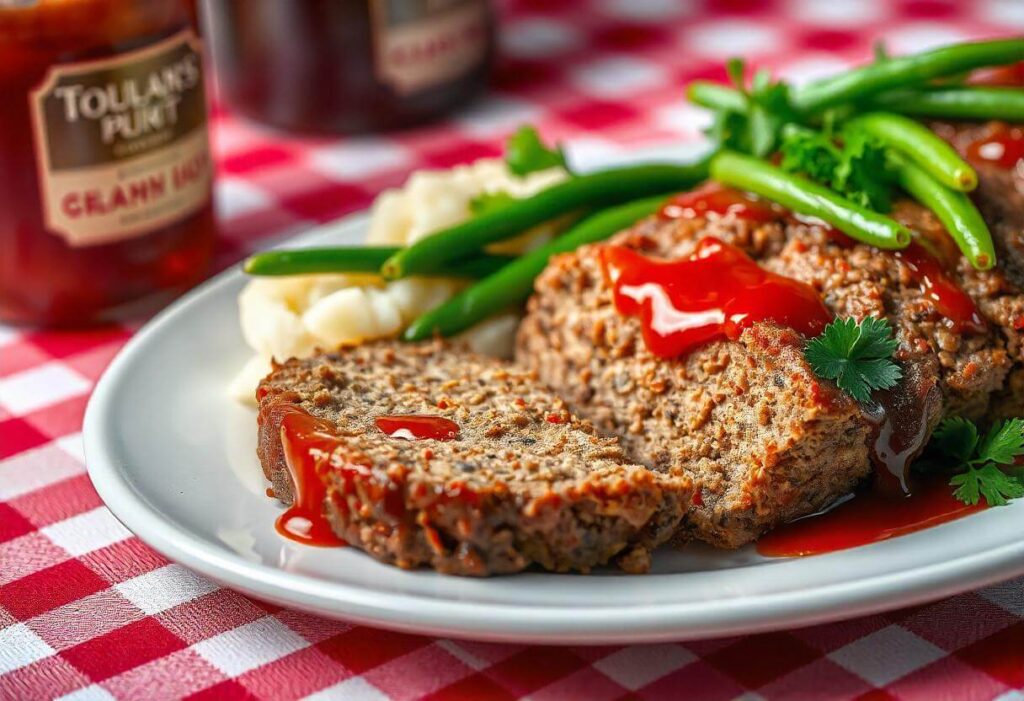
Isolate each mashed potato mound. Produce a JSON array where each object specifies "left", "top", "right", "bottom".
[{"left": 231, "top": 158, "right": 568, "bottom": 404}]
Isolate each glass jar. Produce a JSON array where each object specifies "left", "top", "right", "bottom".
[
  {"left": 205, "top": 0, "right": 494, "bottom": 134},
  {"left": 0, "top": 0, "right": 216, "bottom": 327}
]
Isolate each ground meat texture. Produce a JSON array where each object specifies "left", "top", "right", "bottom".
[
  {"left": 516, "top": 188, "right": 1022, "bottom": 548},
  {"left": 257, "top": 341, "right": 692, "bottom": 576},
  {"left": 931, "top": 121, "right": 1024, "bottom": 419}
]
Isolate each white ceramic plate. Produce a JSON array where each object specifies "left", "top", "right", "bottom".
[{"left": 85, "top": 145, "right": 1024, "bottom": 644}]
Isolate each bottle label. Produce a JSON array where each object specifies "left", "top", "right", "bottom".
[
  {"left": 370, "top": 0, "right": 488, "bottom": 95},
  {"left": 30, "top": 29, "right": 212, "bottom": 247}
]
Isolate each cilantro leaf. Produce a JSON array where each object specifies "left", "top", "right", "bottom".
[
  {"left": 779, "top": 127, "right": 893, "bottom": 212},
  {"left": 932, "top": 416, "right": 979, "bottom": 464},
  {"left": 505, "top": 126, "right": 568, "bottom": 177},
  {"left": 804, "top": 316, "right": 902, "bottom": 403},
  {"left": 726, "top": 57, "right": 747, "bottom": 90},
  {"left": 930, "top": 416, "right": 1024, "bottom": 507},
  {"left": 780, "top": 127, "right": 839, "bottom": 183},
  {"left": 975, "top": 417, "right": 1024, "bottom": 466},
  {"left": 833, "top": 129, "right": 893, "bottom": 212},
  {"left": 951, "top": 463, "right": 1024, "bottom": 506},
  {"left": 703, "top": 58, "right": 794, "bottom": 158},
  {"left": 708, "top": 109, "right": 753, "bottom": 154},
  {"left": 469, "top": 191, "right": 516, "bottom": 216}
]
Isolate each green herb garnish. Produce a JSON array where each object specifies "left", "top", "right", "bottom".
[
  {"left": 706, "top": 58, "right": 794, "bottom": 158},
  {"left": 469, "top": 191, "right": 517, "bottom": 216},
  {"left": 804, "top": 316, "right": 902, "bottom": 403},
  {"left": 505, "top": 126, "right": 568, "bottom": 177},
  {"left": 932, "top": 417, "right": 1024, "bottom": 506},
  {"left": 780, "top": 126, "right": 894, "bottom": 212}
]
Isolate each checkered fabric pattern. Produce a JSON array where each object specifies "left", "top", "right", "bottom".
[{"left": 3, "top": 0, "right": 1024, "bottom": 699}]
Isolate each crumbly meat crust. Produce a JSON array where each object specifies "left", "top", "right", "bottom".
[{"left": 257, "top": 341, "right": 692, "bottom": 575}]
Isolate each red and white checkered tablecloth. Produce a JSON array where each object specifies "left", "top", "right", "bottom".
[{"left": 3, "top": 1, "right": 1024, "bottom": 699}]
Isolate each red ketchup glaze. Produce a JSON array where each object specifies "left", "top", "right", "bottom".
[
  {"left": 826, "top": 231, "right": 984, "bottom": 334},
  {"left": 375, "top": 415, "right": 460, "bottom": 441},
  {"left": 965, "top": 123, "right": 1024, "bottom": 170},
  {"left": 757, "top": 474, "right": 985, "bottom": 557},
  {"left": 277, "top": 409, "right": 350, "bottom": 547},
  {"left": 274, "top": 410, "right": 461, "bottom": 547},
  {"left": 896, "top": 242, "right": 986, "bottom": 333},
  {"left": 968, "top": 61, "right": 1024, "bottom": 87},
  {"left": 659, "top": 183, "right": 782, "bottom": 223},
  {"left": 600, "top": 237, "right": 833, "bottom": 359}
]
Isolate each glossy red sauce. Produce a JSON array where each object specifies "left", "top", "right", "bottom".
[
  {"left": 274, "top": 409, "right": 464, "bottom": 546},
  {"left": 968, "top": 61, "right": 1024, "bottom": 87},
  {"left": 659, "top": 183, "right": 782, "bottom": 223},
  {"left": 375, "top": 415, "right": 460, "bottom": 441},
  {"left": 825, "top": 230, "right": 983, "bottom": 334},
  {"left": 966, "top": 123, "right": 1024, "bottom": 170},
  {"left": 868, "top": 362, "right": 940, "bottom": 493},
  {"left": 757, "top": 474, "right": 985, "bottom": 557},
  {"left": 277, "top": 409, "right": 350, "bottom": 547},
  {"left": 896, "top": 242, "right": 986, "bottom": 333},
  {"left": 600, "top": 237, "right": 832, "bottom": 359}
]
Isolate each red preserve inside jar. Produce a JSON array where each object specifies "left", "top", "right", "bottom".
[
  {"left": 205, "top": 0, "right": 495, "bottom": 134},
  {"left": 0, "top": 0, "right": 216, "bottom": 326}
]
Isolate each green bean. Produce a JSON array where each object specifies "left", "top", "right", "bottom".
[
  {"left": 380, "top": 161, "right": 710, "bottom": 279},
  {"left": 792, "top": 39, "right": 1024, "bottom": 112},
  {"left": 845, "top": 112, "right": 977, "bottom": 191},
  {"left": 710, "top": 151, "right": 912, "bottom": 249},
  {"left": 866, "top": 86, "right": 1024, "bottom": 122},
  {"left": 686, "top": 81, "right": 748, "bottom": 112},
  {"left": 894, "top": 158, "right": 995, "bottom": 270},
  {"left": 243, "top": 246, "right": 513, "bottom": 278},
  {"left": 402, "top": 196, "right": 669, "bottom": 341}
]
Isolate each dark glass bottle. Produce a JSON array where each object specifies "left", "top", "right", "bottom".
[
  {"left": 205, "top": 0, "right": 495, "bottom": 134},
  {"left": 0, "top": 0, "right": 216, "bottom": 326}
]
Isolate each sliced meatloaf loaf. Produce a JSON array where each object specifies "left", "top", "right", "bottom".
[
  {"left": 257, "top": 341, "right": 692, "bottom": 575},
  {"left": 516, "top": 176, "right": 1024, "bottom": 548}
]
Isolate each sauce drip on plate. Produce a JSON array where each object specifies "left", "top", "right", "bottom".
[
  {"left": 600, "top": 237, "right": 832, "bottom": 359},
  {"left": 659, "top": 182, "right": 782, "bottom": 223},
  {"left": 277, "top": 408, "right": 349, "bottom": 547},
  {"left": 375, "top": 415, "right": 460, "bottom": 441},
  {"left": 757, "top": 474, "right": 985, "bottom": 557}
]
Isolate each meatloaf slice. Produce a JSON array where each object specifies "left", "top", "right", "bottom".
[
  {"left": 257, "top": 341, "right": 692, "bottom": 575},
  {"left": 516, "top": 225, "right": 869, "bottom": 548},
  {"left": 516, "top": 191, "right": 1021, "bottom": 548}
]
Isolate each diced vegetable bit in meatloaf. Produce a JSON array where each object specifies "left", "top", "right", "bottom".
[
  {"left": 516, "top": 128, "right": 1024, "bottom": 549},
  {"left": 257, "top": 342, "right": 692, "bottom": 576}
]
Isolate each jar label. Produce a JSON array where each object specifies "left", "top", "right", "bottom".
[
  {"left": 29, "top": 29, "right": 212, "bottom": 247},
  {"left": 371, "top": 0, "right": 488, "bottom": 95}
]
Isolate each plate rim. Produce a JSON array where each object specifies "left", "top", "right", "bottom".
[{"left": 84, "top": 209, "right": 1024, "bottom": 645}]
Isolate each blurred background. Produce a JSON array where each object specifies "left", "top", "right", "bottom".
[
  {"left": 198, "top": 0, "right": 1024, "bottom": 258},
  {"left": 2, "top": 0, "right": 1022, "bottom": 327}
]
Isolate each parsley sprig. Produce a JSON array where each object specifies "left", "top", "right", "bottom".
[
  {"left": 707, "top": 58, "right": 795, "bottom": 158},
  {"left": 931, "top": 417, "right": 1024, "bottom": 506},
  {"left": 779, "top": 125, "right": 895, "bottom": 212},
  {"left": 469, "top": 191, "right": 516, "bottom": 216},
  {"left": 804, "top": 316, "right": 902, "bottom": 403},
  {"left": 505, "top": 125, "right": 569, "bottom": 176},
  {"left": 469, "top": 127, "right": 570, "bottom": 215}
]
